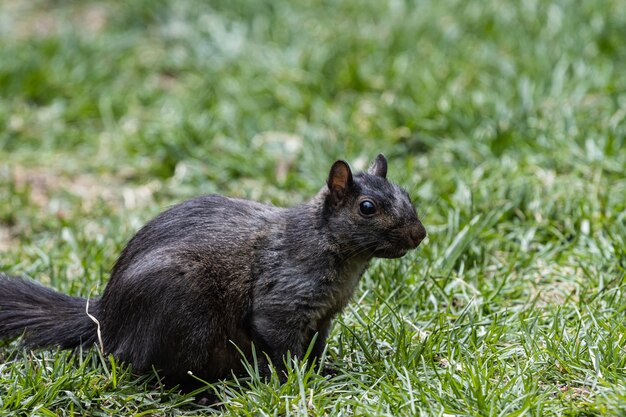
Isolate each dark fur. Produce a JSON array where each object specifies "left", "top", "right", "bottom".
[{"left": 0, "top": 154, "right": 425, "bottom": 388}]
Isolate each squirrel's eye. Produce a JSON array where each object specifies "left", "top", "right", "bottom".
[{"left": 359, "top": 200, "right": 377, "bottom": 216}]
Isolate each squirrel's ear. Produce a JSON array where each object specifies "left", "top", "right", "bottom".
[
  {"left": 368, "top": 154, "right": 388, "bottom": 178},
  {"left": 327, "top": 160, "right": 353, "bottom": 206}
]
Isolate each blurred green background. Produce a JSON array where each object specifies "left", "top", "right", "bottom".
[{"left": 1, "top": 0, "right": 626, "bottom": 415}]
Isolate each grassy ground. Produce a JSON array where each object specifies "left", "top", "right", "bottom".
[{"left": 1, "top": 0, "right": 625, "bottom": 415}]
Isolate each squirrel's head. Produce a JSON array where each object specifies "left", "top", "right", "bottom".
[{"left": 322, "top": 154, "right": 426, "bottom": 260}]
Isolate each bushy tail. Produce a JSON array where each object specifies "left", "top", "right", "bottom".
[{"left": 0, "top": 273, "right": 97, "bottom": 349}]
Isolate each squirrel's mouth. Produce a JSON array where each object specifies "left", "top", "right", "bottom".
[{"left": 374, "top": 247, "right": 410, "bottom": 259}]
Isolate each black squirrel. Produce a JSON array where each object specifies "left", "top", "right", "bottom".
[{"left": 0, "top": 154, "right": 425, "bottom": 389}]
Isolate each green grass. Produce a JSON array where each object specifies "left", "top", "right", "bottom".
[{"left": 1, "top": 0, "right": 626, "bottom": 415}]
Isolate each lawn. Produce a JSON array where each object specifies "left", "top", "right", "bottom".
[{"left": 1, "top": 0, "right": 626, "bottom": 415}]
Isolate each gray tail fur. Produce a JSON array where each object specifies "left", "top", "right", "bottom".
[{"left": 0, "top": 273, "right": 97, "bottom": 349}]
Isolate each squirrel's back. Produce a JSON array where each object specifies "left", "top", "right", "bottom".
[{"left": 110, "top": 195, "right": 283, "bottom": 279}]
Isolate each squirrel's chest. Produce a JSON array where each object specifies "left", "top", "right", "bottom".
[{"left": 324, "top": 260, "right": 369, "bottom": 314}]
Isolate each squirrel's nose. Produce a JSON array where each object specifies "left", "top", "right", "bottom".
[{"left": 408, "top": 222, "right": 426, "bottom": 248}]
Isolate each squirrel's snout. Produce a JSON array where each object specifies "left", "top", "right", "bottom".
[{"left": 408, "top": 222, "right": 426, "bottom": 248}]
